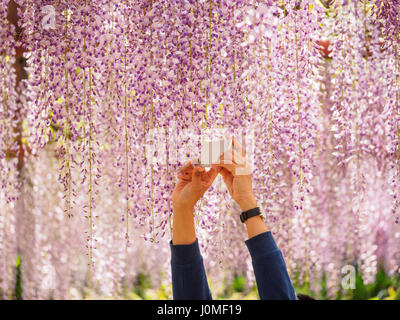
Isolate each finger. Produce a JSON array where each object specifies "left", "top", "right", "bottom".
[
  {"left": 232, "top": 150, "right": 248, "bottom": 166},
  {"left": 177, "top": 171, "right": 192, "bottom": 182},
  {"left": 192, "top": 166, "right": 205, "bottom": 185},
  {"left": 220, "top": 149, "right": 247, "bottom": 167},
  {"left": 218, "top": 163, "right": 237, "bottom": 176},
  {"left": 219, "top": 149, "right": 235, "bottom": 166},
  {"left": 219, "top": 167, "right": 234, "bottom": 190},
  {"left": 177, "top": 167, "right": 193, "bottom": 176},
  {"left": 177, "top": 161, "right": 193, "bottom": 173},
  {"left": 218, "top": 159, "right": 236, "bottom": 174},
  {"left": 232, "top": 150, "right": 252, "bottom": 175},
  {"left": 218, "top": 151, "right": 248, "bottom": 176},
  {"left": 210, "top": 165, "right": 222, "bottom": 175},
  {"left": 232, "top": 137, "right": 246, "bottom": 157},
  {"left": 177, "top": 161, "right": 194, "bottom": 177},
  {"left": 203, "top": 166, "right": 220, "bottom": 185},
  {"left": 219, "top": 166, "right": 232, "bottom": 181},
  {"left": 177, "top": 176, "right": 192, "bottom": 182},
  {"left": 177, "top": 169, "right": 193, "bottom": 180}
]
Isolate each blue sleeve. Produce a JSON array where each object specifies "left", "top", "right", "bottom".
[
  {"left": 170, "top": 239, "right": 212, "bottom": 300},
  {"left": 245, "top": 231, "right": 297, "bottom": 300}
]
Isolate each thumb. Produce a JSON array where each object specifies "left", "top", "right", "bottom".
[{"left": 217, "top": 167, "right": 234, "bottom": 195}]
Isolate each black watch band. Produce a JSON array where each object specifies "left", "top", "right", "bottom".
[{"left": 240, "top": 207, "right": 261, "bottom": 223}]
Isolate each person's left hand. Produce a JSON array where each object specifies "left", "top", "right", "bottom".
[{"left": 172, "top": 161, "right": 220, "bottom": 212}]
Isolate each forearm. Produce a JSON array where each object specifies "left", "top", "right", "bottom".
[
  {"left": 170, "top": 205, "right": 212, "bottom": 300},
  {"left": 172, "top": 204, "right": 196, "bottom": 245},
  {"left": 238, "top": 198, "right": 268, "bottom": 239},
  {"left": 245, "top": 215, "right": 268, "bottom": 239}
]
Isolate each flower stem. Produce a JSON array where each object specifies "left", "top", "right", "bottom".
[
  {"left": 64, "top": 2, "right": 72, "bottom": 219},
  {"left": 294, "top": 12, "right": 303, "bottom": 190},
  {"left": 395, "top": 39, "right": 400, "bottom": 173},
  {"left": 124, "top": 44, "right": 129, "bottom": 244}
]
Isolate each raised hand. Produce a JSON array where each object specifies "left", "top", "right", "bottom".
[
  {"left": 215, "top": 139, "right": 267, "bottom": 238},
  {"left": 172, "top": 161, "right": 220, "bottom": 211},
  {"left": 172, "top": 161, "right": 220, "bottom": 245},
  {"left": 214, "top": 139, "right": 257, "bottom": 212}
]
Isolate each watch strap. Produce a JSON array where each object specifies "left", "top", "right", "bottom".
[{"left": 240, "top": 207, "right": 261, "bottom": 223}]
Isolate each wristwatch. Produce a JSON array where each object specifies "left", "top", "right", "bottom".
[{"left": 240, "top": 207, "right": 262, "bottom": 223}]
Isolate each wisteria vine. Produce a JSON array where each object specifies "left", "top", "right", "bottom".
[{"left": 0, "top": 0, "right": 400, "bottom": 299}]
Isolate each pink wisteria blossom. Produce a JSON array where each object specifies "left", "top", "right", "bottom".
[{"left": 0, "top": 0, "right": 399, "bottom": 299}]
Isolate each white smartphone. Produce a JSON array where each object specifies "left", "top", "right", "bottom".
[{"left": 197, "top": 138, "right": 233, "bottom": 167}]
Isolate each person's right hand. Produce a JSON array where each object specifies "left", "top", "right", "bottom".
[{"left": 214, "top": 139, "right": 258, "bottom": 212}]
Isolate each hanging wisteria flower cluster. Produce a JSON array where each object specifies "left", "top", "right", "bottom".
[{"left": 0, "top": 0, "right": 400, "bottom": 299}]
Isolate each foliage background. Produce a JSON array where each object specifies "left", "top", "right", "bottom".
[{"left": 1, "top": 0, "right": 400, "bottom": 300}]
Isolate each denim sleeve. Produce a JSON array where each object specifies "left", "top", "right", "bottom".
[
  {"left": 170, "top": 239, "right": 212, "bottom": 300},
  {"left": 245, "top": 231, "right": 297, "bottom": 300}
]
